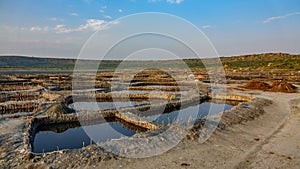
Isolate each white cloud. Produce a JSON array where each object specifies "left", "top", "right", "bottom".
[
  {"left": 166, "top": 0, "right": 184, "bottom": 4},
  {"left": 263, "top": 12, "right": 300, "bottom": 24},
  {"left": 30, "top": 26, "right": 42, "bottom": 31},
  {"left": 149, "top": 0, "right": 184, "bottom": 4},
  {"left": 54, "top": 24, "right": 72, "bottom": 33},
  {"left": 70, "top": 13, "right": 79, "bottom": 16},
  {"left": 99, "top": 6, "right": 107, "bottom": 13},
  {"left": 103, "top": 15, "right": 112, "bottom": 19},
  {"left": 77, "top": 19, "right": 106, "bottom": 31},
  {"left": 202, "top": 25, "right": 212, "bottom": 29},
  {"left": 30, "top": 26, "right": 49, "bottom": 32},
  {"left": 49, "top": 17, "right": 64, "bottom": 22},
  {"left": 54, "top": 19, "right": 119, "bottom": 33},
  {"left": 10, "top": 18, "right": 119, "bottom": 34}
]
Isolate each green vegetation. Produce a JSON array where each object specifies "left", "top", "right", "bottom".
[
  {"left": 0, "top": 56, "right": 77, "bottom": 70},
  {"left": 0, "top": 53, "right": 299, "bottom": 71},
  {"left": 220, "top": 53, "right": 300, "bottom": 71}
]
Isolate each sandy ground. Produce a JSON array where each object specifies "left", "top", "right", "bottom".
[{"left": 0, "top": 87, "right": 299, "bottom": 169}]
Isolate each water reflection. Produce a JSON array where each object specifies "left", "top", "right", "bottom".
[
  {"left": 32, "top": 119, "right": 145, "bottom": 153},
  {"left": 150, "top": 100, "right": 240, "bottom": 125}
]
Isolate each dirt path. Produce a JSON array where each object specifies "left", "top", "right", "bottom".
[{"left": 239, "top": 94, "right": 300, "bottom": 169}]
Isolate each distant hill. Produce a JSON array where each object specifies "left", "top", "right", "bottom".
[
  {"left": 0, "top": 56, "right": 77, "bottom": 70},
  {"left": 220, "top": 53, "right": 300, "bottom": 70},
  {"left": 0, "top": 53, "right": 299, "bottom": 71},
  {"left": 186, "top": 53, "right": 300, "bottom": 71},
  {"left": 0, "top": 56, "right": 119, "bottom": 70}
]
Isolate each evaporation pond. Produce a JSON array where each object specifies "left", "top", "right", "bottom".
[
  {"left": 69, "top": 101, "right": 149, "bottom": 111},
  {"left": 151, "top": 100, "right": 239, "bottom": 125},
  {"left": 32, "top": 121, "right": 142, "bottom": 153}
]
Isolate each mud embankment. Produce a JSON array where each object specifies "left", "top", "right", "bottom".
[
  {"left": 0, "top": 90, "right": 41, "bottom": 102},
  {"left": 219, "top": 97, "right": 271, "bottom": 129},
  {"left": 208, "top": 93, "right": 254, "bottom": 102},
  {"left": 0, "top": 100, "right": 42, "bottom": 115}
]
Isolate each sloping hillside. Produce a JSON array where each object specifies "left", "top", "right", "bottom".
[{"left": 220, "top": 53, "right": 300, "bottom": 70}]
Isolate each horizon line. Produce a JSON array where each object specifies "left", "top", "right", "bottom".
[{"left": 0, "top": 51, "right": 298, "bottom": 61}]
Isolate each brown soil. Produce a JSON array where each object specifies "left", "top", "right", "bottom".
[
  {"left": 243, "top": 80, "right": 297, "bottom": 93},
  {"left": 270, "top": 81, "right": 297, "bottom": 93},
  {"left": 243, "top": 80, "right": 271, "bottom": 91}
]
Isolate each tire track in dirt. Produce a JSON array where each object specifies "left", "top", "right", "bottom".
[{"left": 236, "top": 94, "right": 300, "bottom": 169}]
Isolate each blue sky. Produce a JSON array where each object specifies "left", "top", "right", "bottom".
[{"left": 0, "top": 0, "right": 300, "bottom": 58}]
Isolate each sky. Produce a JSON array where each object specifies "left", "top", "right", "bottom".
[{"left": 0, "top": 0, "right": 300, "bottom": 59}]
